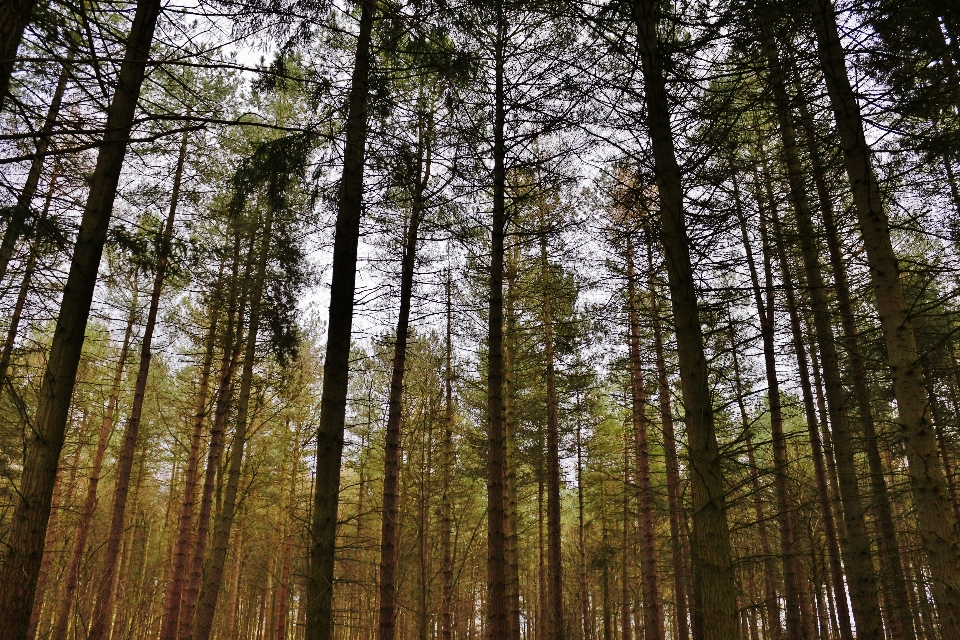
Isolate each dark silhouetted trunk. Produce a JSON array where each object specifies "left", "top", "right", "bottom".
[
  {"left": 0, "top": 0, "right": 162, "bottom": 635},
  {"left": 306, "top": 3, "right": 373, "bottom": 638},
  {"left": 630, "top": 1, "right": 739, "bottom": 637}
]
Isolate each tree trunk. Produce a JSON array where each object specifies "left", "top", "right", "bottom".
[
  {"left": 377, "top": 117, "right": 430, "bottom": 640},
  {"left": 191, "top": 205, "right": 274, "bottom": 640},
  {"left": 50, "top": 288, "right": 139, "bottom": 640},
  {"left": 0, "top": 57, "right": 68, "bottom": 286},
  {"left": 539, "top": 212, "right": 565, "bottom": 640},
  {"left": 484, "top": 0, "right": 510, "bottom": 636},
  {"left": 630, "top": 1, "right": 739, "bottom": 637},
  {"left": 621, "top": 434, "right": 632, "bottom": 640},
  {"left": 576, "top": 392, "right": 592, "bottom": 640},
  {"left": 88, "top": 127, "right": 188, "bottom": 640},
  {"left": 441, "top": 266, "right": 455, "bottom": 640},
  {"left": 624, "top": 233, "right": 662, "bottom": 640},
  {"left": 734, "top": 184, "right": 809, "bottom": 640},
  {"left": 647, "top": 254, "right": 690, "bottom": 640},
  {"left": 158, "top": 284, "right": 222, "bottom": 640},
  {"left": 0, "top": 0, "right": 162, "bottom": 634},
  {"left": 810, "top": 1, "right": 960, "bottom": 630},
  {"left": 306, "top": 3, "right": 373, "bottom": 638}
]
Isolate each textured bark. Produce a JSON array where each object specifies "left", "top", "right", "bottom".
[
  {"left": 0, "top": 0, "right": 162, "bottom": 635},
  {"left": 306, "top": 3, "right": 373, "bottom": 638},
  {"left": 793, "top": 94, "right": 917, "bottom": 640},
  {"left": 630, "top": 1, "right": 739, "bottom": 637},
  {"left": 377, "top": 134, "right": 429, "bottom": 640},
  {"left": 483, "top": 0, "right": 509, "bottom": 636},
  {"left": 620, "top": 440, "right": 632, "bottom": 640},
  {"left": 735, "top": 188, "right": 809, "bottom": 640},
  {"left": 647, "top": 255, "right": 690, "bottom": 640},
  {"left": 0, "top": 58, "right": 68, "bottom": 286},
  {"left": 503, "top": 247, "right": 521, "bottom": 640},
  {"left": 576, "top": 394, "right": 592, "bottom": 640},
  {"left": 88, "top": 127, "right": 188, "bottom": 640},
  {"left": 50, "top": 291, "right": 138, "bottom": 640},
  {"left": 191, "top": 205, "right": 274, "bottom": 640},
  {"left": 810, "top": 1, "right": 960, "bottom": 630},
  {"left": 624, "top": 234, "right": 662, "bottom": 640}
]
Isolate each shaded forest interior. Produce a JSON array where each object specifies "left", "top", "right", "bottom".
[{"left": 3, "top": 0, "right": 960, "bottom": 639}]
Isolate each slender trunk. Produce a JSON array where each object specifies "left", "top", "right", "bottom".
[
  {"left": 377, "top": 127, "right": 429, "bottom": 640},
  {"left": 306, "top": 4, "right": 374, "bottom": 638},
  {"left": 441, "top": 267, "right": 455, "bottom": 640},
  {"left": 192, "top": 206, "right": 274, "bottom": 640},
  {"left": 88, "top": 127, "right": 188, "bottom": 640},
  {"left": 50, "top": 290, "right": 139, "bottom": 640},
  {"left": 0, "top": 0, "right": 162, "bottom": 634},
  {"left": 0, "top": 56, "right": 68, "bottom": 284},
  {"left": 755, "top": 124, "right": 884, "bottom": 639},
  {"left": 539, "top": 214, "right": 565, "bottom": 640},
  {"left": 503, "top": 242, "right": 521, "bottom": 640},
  {"left": 624, "top": 233, "right": 662, "bottom": 640},
  {"left": 485, "top": 0, "right": 510, "bottom": 636},
  {"left": 631, "top": 2, "right": 738, "bottom": 637},
  {"left": 621, "top": 433, "right": 632, "bottom": 640},
  {"left": 180, "top": 229, "right": 250, "bottom": 640},
  {"left": 158, "top": 287, "right": 222, "bottom": 640},
  {"left": 810, "top": 1, "right": 960, "bottom": 630},
  {"left": 735, "top": 177, "right": 809, "bottom": 640},
  {"left": 793, "top": 92, "right": 916, "bottom": 640},
  {"left": 755, "top": 166, "right": 853, "bottom": 640},
  {"left": 730, "top": 327, "right": 783, "bottom": 640},
  {"left": 648, "top": 256, "right": 689, "bottom": 640},
  {"left": 576, "top": 393, "right": 592, "bottom": 640}
]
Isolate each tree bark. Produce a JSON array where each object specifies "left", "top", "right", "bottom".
[
  {"left": 0, "top": 57, "right": 68, "bottom": 286},
  {"left": 306, "top": 3, "right": 374, "bottom": 638},
  {"left": 49, "top": 287, "right": 138, "bottom": 640},
  {"left": 647, "top": 253, "right": 690, "bottom": 640},
  {"left": 0, "top": 0, "right": 162, "bottom": 634},
  {"left": 377, "top": 125, "right": 429, "bottom": 640},
  {"left": 484, "top": 0, "right": 510, "bottom": 636},
  {"left": 191, "top": 205, "right": 274, "bottom": 640},
  {"left": 441, "top": 265, "right": 455, "bottom": 640},
  {"left": 810, "top": 1, "right": 960, "bottom": 630},
  {"left": 624, "top": 233, "right": 662, "bottom": 640},
  {"left": 630, "top": 1, "right": 739, "bottom": 637},
  {"left": 0, "top": 0, "right": 38, "bottom": 108},
  {"left": 88, "top": 127, "right": 188, "bottom": 640}
]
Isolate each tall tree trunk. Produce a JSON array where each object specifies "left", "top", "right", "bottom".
[
  {"left": 624, "top": 233, "right": 662, "bottom": 640},
  {"left": 484, "top": 0, "right": 510, "bottom": 636},
  {"left": 793, "top": 92, "right": 916, "bottom": 640},
  {"left": 180, "top": 229, "right": 250, "bottom": 640},
  {"left": 647, "top": 254, "right": 690, "bottom": 640},
  {"left": 730, "top": 325, "right": 783, "bottom": 640},
  {"left": 810, "top": 1, "right": 960, "bottom": 630},
  {"left": 441, "top": 266, "right": 455, "bottom": 640},
  {"left": 191, "top": 206, "right": 275, "bottom": 640},
  {"left": 630, "top": 2, "right": 739, "bottom": 637},
  {"left": 377, "top": 136, "right": 429, "bottom": 640},
  {"left": 306, "top": 3, "right": 373, "bottom": 638},
  {"left": 0, "top": 53, "right": 68, "bottom": 283},
  {"left": 621, "top": 434, "right": 632, "bottom": 640},
  {"left": 50, "top": 288, "right": 139, "bottom": 640},
  {"left": 755, "top": 164, "right": 853, "bottom": 640},
  {"left": 735, "top": 177, "right": 811, "bottom": 640},
  {"left": 539, "top": 212, "right": 565, "bottom": 640},
  {"left": 88, "top": 127, "right": 189, "bottom": 640},
  {"left": 0, "top": 0, "right": 162, "bottom": 634},
  {"left": 576, "top": 392, "right": 592, "bottom": 640},
  {"left": 158, "top": 284, "right": 222, "bottom": 640},
  {"left": 755, "top": 120, "right": 884, "bottom": 639}
]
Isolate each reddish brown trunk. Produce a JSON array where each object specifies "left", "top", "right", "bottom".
[{"left": 0, "top": 1, "right": 162, "bottom": 635}]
